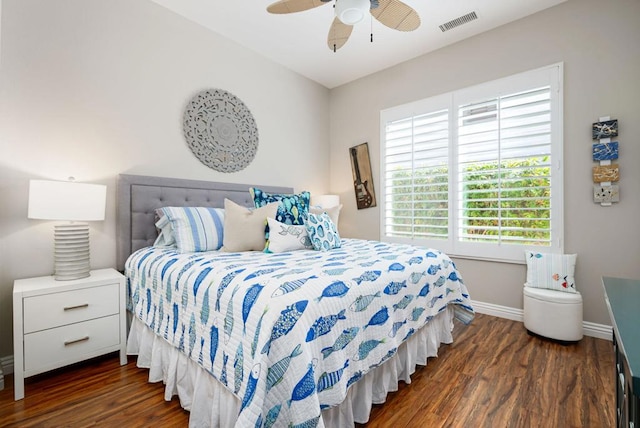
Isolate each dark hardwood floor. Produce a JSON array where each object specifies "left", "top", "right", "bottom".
[{"left": 0, "top": 313, "right": 615, "bottom": 427}]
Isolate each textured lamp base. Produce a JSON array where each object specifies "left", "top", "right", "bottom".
[{"left": 54, "top": 223, "right": 91, "bottom": 281}]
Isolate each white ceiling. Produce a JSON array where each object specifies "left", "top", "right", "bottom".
[{"left": 150, "top": 0, "right": 567, "bottom": 89}]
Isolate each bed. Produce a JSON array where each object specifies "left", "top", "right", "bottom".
[{"left": 117, "top": 174, "right": 474, "bottom": 428}]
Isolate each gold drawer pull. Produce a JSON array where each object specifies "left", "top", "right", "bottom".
[
  {"left": 63, "top": 303, "right": 89, "bottom": 311},
  {"left": 64, "top": 336, "right": 89, "bottom": 346}
]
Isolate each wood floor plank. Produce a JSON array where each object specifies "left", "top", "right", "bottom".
[{"left": 0, "top": 313, "right": 615, "bottom": 427}]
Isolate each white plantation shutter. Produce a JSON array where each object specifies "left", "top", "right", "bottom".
[
  {"left": 457, "top": 86, "right": 552, "bottom": 245},
  {"left": 381, "top": 64, "right": 563, "bottom": 262},
  {"left": 383, "top": 108, "right": 449, "bottom": 240}
]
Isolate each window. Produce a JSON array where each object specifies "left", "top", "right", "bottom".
[{"left": 380, "top": 64, "right": 563, "bottom": 263}]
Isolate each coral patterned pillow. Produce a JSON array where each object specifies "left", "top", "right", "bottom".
[{"left": 525, "top": 251, "right": 577, "bottom": 293}]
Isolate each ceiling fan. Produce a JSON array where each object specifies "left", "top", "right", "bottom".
[{"left": 266, "top": 0, "right": 420, "bottom": 52}]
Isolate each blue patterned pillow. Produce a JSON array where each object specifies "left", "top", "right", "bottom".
[
  {"left": 249, "top": 188, "right": 310, "bottom": 226},
  {"left": 160, "top": 207, "right": 225, "bottom": 253},
  {"left": 304, "top": 212, "right": 341, "bottom": 251}
]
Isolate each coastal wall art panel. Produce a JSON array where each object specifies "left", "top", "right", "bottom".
[
  {"left": 592, "top": 141, "right": 619, "bottom": 161},
  {"left": 592, "top": 119, "right": 618, "bottom": 139},
  {"left": 592, "top": 164, "right": 619, "bottom": 183},
  {"left": 593, "top": 184, "right": 620, "bottom": 203}
]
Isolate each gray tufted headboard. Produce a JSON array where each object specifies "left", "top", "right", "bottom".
[{"left": 116, "top": 174, "right": 293, "bottom": 271}]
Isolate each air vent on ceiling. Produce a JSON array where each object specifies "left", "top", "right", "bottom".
[{"left": 439, "top": 11, "right": 478, "bottom": 32}]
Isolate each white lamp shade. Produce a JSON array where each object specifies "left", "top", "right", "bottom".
[
  {"left": 28, "top": 180, "right": 106, "bottom": 221},
  {"left": 312, "top": 194, "right": 340, "bottom": 208},
  {"left": 28, "top": 180, "right": 106, "bottom": 280},
  {"left": 335, "top": 0, "right": 370, "bottom": 25}
]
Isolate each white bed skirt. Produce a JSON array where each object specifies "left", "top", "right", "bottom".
[{"left": 126, "top": 306, "right": 455, "bottom": 428}]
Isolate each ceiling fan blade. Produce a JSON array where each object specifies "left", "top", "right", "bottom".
[
  {"left": 371, "top": 0, "right": 420, "bottom": 31},
  {"left": 267, "top": 0, "right": 330, "bottom": 14},
  {"left": 327, "top": 17, "right": 354, "bottom": 52}
]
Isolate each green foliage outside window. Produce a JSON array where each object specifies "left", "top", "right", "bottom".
[
  {"left": 389, "top": 157, "right": 550, "bottom": 243},
  {"left": 388, "top": 167, "right": 449, "bottom": 238}
]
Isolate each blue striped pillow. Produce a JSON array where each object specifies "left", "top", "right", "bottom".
[
  {"left": 153, "top": 214, "right": 176, "bottom": 247},
  {"left": 160, "top": 207, "right": 225, "bottom": 253}
]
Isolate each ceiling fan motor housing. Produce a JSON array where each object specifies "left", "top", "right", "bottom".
[{"left": 335, "top": 0, "right": 370, "bottom": 25}]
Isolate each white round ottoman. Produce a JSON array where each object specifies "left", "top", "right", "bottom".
[{"left": 523, "top": 286, "right": 583, "bottom": 342}]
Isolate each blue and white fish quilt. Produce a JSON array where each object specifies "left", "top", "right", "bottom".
[{"left": 125, "top": 238, "right": 474, "bottom": 427}]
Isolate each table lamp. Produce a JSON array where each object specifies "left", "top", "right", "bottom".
[
  {"left": 312, "top": 194, "right": 340, "bottom": 208},
  {"left": 28, "top": 179, "right": 107, "bottom": 281}
]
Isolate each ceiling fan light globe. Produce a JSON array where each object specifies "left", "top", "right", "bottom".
[{"left": 335, "top": 0, "right": 369, "bottom": 25}]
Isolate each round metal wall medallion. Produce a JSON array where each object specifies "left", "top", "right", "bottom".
[{"left": 183, "top": 89, "right": 258, "bottom": 173}]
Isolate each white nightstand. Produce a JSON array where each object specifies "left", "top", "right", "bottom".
[{"left": 13, "top": 268, "right": 127, "bottom": 400}]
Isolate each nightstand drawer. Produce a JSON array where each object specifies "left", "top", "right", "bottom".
[
  {"left": 23, "top": 283, "right": 119, "bottom": 333},
  {"left": 23, "top": 314, "right": 120, "bottom": 373}
]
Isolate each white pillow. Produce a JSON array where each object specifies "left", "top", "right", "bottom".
[
  {"left": 153, "top": 214, "right": 176, "bottom": 247},
  {"left": 525, "top": 251, "right": 577, "bottom": 293},
  {"left": 160, "top": 207, "right": 225, "bottom": 253},
  {"left": 309, "top": 204, "right": 342, "bottom": 231},
  {"left": 222, "top": 199, "right": 279, "bottom": 252},
  {"left": 265, "top": 217, "right": 313, "bottom": 253}
]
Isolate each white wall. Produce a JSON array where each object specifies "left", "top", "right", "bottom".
[
  {"left": 0, "top": 0, "right": 330, "bottom": 357},
  {"left": 330, "top": 0, "right": 640, "bottom": 326}
]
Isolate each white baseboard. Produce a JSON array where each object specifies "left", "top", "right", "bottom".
[
  {"left": 582, "top": 321, "right": 613, "bottom": 341},
  {"left": 471, "top": 300, "right": 524, "bottom": 322},
  {"left": 471, "top": 299, "right": 613, "bottom": 341}
]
